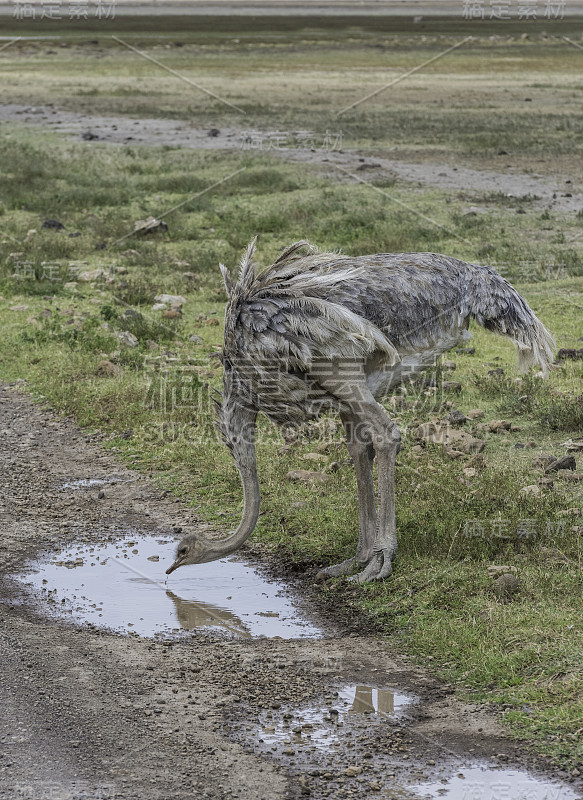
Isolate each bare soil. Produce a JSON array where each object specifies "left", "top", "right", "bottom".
[
  {"left": 0, "top": 380, "right": 580, "bottom": 799},
  {"left": 2, "top": 102, "right": 582, "bottom": 214}
]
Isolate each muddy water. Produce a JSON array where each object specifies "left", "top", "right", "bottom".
[
  {"left": 258, "top": 684, "right": 413, "bottom": 751},
  {"left": 234, "top": 685, "right": 579, "bottom": 800},
  {"left": 410, "top": 766, "right": 578, "bottom": 799},
  {"left": 16, "top": 534, "right": 322, "bottom": 639}
]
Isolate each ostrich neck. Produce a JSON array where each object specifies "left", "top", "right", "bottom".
[{"left": 209, "top": 408, "right": 260, "bottom": 560}]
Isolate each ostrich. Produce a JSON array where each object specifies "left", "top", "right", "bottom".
[{"left": 166, "top": 239, "right": 554, "bottom": 583}]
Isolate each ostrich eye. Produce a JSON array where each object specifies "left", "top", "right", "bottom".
[{"left": 179, "top": 547, "right": 187, "bottom": 555}]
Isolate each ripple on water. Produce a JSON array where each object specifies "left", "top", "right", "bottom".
[{"left": 16, "top": 534, "right": 322, "bottom": 640}]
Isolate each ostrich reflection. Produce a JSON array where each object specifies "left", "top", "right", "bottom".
[{"left": 166, "top": 590, "right": 251, "bottom": 638}]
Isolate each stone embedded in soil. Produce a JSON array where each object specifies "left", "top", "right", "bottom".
[
  {"left": 95, "top": 360, "right": 122, "bottom": 377},
  {"left": 155, "top": 293, "right": 187, "bottom": 306},
  {"left": 78, "top": 268, "right": 106, "bottom": 282},
  {"left": 115, "top": 331, "right": 139, "bottom": 348},
  {"left": 286, "top": 470, "right": 329, "bottom": 485},
  {"left": 532, "top": 455, "right": 557, "bottom": 470},
  {"left": 494, "top": 574, "right": 520, "bottom": 598},
  {"left": 556, "top": 470, "right": 583, "bottom": 482},
  {"left": 466, "top": 409, "right": 484, "bottom": 419},
  {"left": 488, "top": 419, "right": 512, "bottom": 433},
  {"left": 413, "top": 422, "right": 485, "bottom": 454},
  {"left": 447, "top": 409, "right": 467, "bottom": 426},
  {"left": 520, "top": 484, "right": 541, "bottom": 496},
  {"left": 487, "top": 565, "right": 517, "bottom": 578},
  {"left": 557, "top": 347, "right": 583, "bottom": 361},
  {"left": 537, "top": 477, "right": 554, "bottom": 490},
  {"left": 545, "top": 455, "right": 577, "bottom": 473}
]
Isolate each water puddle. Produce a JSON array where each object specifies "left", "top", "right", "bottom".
[
  {"left": 237, "top": 686, "right": 579, "bottom": 800},
  {"left": 256, "top": 684, "right": 413, "bottom": 753},
  {"left": 410, "top": 765, "right": 579, "bottom": 800},
  {"left": 16, "top": 534, "right": 322, "bottom": 640}
]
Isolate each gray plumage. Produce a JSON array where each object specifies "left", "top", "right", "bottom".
[{"left": 166, "top": 239, "right": 554, "bottom": 582}]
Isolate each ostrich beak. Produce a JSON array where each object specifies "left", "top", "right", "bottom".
[{"left": 165, "top": 557, "right": 184, "bottom": 575}]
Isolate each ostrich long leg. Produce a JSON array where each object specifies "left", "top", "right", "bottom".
[
  {"left": 316, "top": 411, "right": 376, "bottom": 579},
  {"left": 348, "top": 398, "right": 400, "bottom": 583}
]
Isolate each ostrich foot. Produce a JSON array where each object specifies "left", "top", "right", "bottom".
[
  {"left": 348, "top": 549, "right": 393, "bottom": 583},
  {"left": 315, "top": 557, "right": 357, "bottom": 581}
]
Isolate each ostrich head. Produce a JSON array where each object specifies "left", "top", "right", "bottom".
[{"left": 165, "top": 533, "right": 220, "bottom": 574}]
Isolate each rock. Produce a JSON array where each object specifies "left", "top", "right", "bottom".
[
  {"left": 64, "top": 282, "right": 78, "bottom": 290},
  {"left": 463, "top": 467, "right": 477, "bottom": 478},
  {"left": 466, "top": 409, "right": 484, "bottom": 420},
  {"left": 286, "top": 470, "right": 329, "bottom": 485},
  {"left": 556, "top": 508, "right": 582, "bottom": 517},
  {"left": 560, "top": 439, "right": 583, "bottom": 453},
  {"left": 487, "top": 565, "right": 517, "bottom": 578},
  {"left": 78, "top": 269, "right": 107, "bottom": 282},
  {"left": 545, "top": 455, "right": 576, "bottom": 473},
  {"left": 154, "top": 294, "right": 187, "bottom": 306},
  {"left": 488, "top": 419, "right": 512, "bottom": 433},
  {"left": 442, "top": 359, "right": 457, "bottom": 370},
  {"left": 537, "top": 477, "right": 554, "bottom": 489},
  {"left": 132, "top": 216, "right": 168, "bottom": 235},
  {"left": 447, "top": 409, "right": 467, "bottom": 426},
  {"left": 572, "top": 526, "right": 583, "bottom": 536},
  {"left": 41, "top": 218, "right": 65, "bottom": 230},
  {"left": 556, "top": 348, "right": 583, "bottom": 361},
  {"left": 115, "top": 331, "right": 139, "bottom": 348},
  {"left": 97, "top": 490, "right": 105, "bottom": 499},
  {"left": 208, "top": 128, "right": 220, "bottom": 137},
  {"left": 413, "top": 422, "right": 485, "bottom": 454},
  {"left": 442, "top": 381, "right": 462, "bottom": 393},
  {"left": 445, "top": 448, "right": 466, "bottom": 459},
  {"left": 520, "top": 484, "right": 540, "bottom": 496},
  {"left": 9, "top": 304, "right": 29, "bottom": 311},
  {"left": 162, "top": 309, "right": 182, "bottom": 319},
  {"left": 488, "top": 367, "right": 505, "bottom": 376},
  {"left": 151, "top": 303, "right": 167, "bottom": 311},
  {"left": 556, "top": 470, "right": 583, "bottom": 482},
  {"left": 147, "top": 555, "right": 160, "bottom": 562},
  {"left": 344, "top": 766, "right": 362, "bottom": 777},
  {"left": 82, "top": 130, "right": 99, "bottom": 140},
  {"left": 182, "top": 271, "right": 197, "bottom": 280},
  {"left": 539, "top": 546, "right": 569, "bottom": 564},
  {"left": 532, "top": 455, "right": 557, "bottom": 470},
  {"left": 189, "top": 334, "right": 204, "bottom": 344},
  {"left": 456, "top": 346, "right": 475, "bottom": 355},
  {"left": 494, "top": 574, "right": 520, "bottom": 598},
  {"left": 95, "top": 360, "right": 122, "bottom": 377}
]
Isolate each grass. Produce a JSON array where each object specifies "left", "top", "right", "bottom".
[{"left": 1, "top": 15, "right": 583, "bottom": 770}]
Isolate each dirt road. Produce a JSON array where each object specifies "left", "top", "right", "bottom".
[
  {"left": 1, "top": 103, "right": 582, "bottom": 215},
  {"left": 0, "top": 380, "right": 580, "bottom": 800}
]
